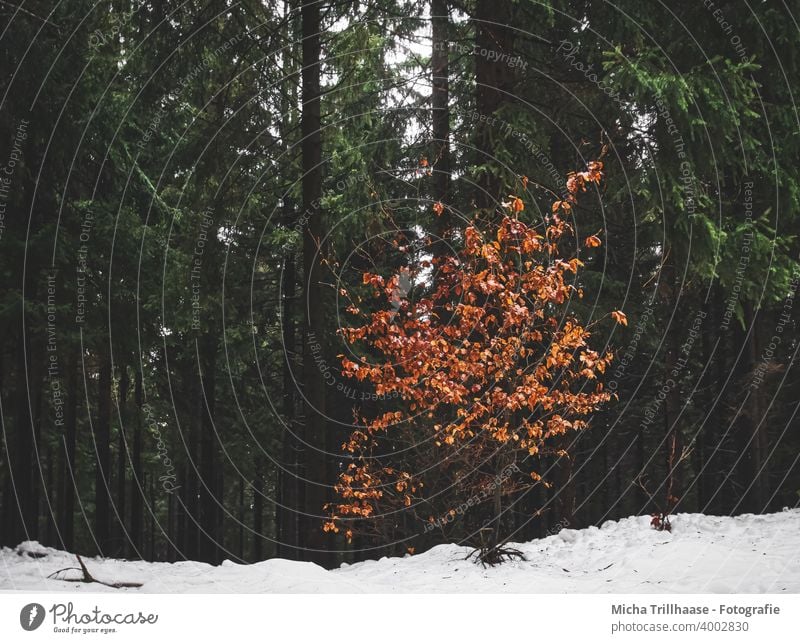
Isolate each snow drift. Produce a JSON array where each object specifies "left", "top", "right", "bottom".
[{"left": 2, "top": 511, "right": 799, "bottom": 593}]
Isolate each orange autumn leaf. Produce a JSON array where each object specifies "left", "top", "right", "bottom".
[
  {"left": 611, "top": 310, "right": 628, "bottom": 326},
  {"left": 420, "top": 157, "right": 428, "bottom": 167},
  {"left": 432, "top": 201, "right": 444, "bottom": 216},
  {"left": 552, "top": 200, "right": 572, "bottom": 213},
  {"left": 508, "top": 196, "right": 524, "bottom": 213},
  {"left": 585, "top": 235, "right": 602, "bottom": 248}
]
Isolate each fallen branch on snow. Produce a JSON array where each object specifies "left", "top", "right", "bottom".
[{"left": 47, "top": 554, "right": 142, "bottom": 589}]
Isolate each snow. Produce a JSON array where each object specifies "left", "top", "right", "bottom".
[{"left": 3, "top": 510, "right": 799, "bottom": 593}]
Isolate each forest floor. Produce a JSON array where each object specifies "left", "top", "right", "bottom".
[{"left": 2, "top": 510, "right": 799, "bottom": 593}]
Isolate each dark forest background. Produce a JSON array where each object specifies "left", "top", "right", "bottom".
[{"left": 1, "top": 0, "right": 799, "bottom": 568}]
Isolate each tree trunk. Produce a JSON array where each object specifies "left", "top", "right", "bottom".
[
  {"left": 95, "top": 355, "right": 112, "bottom": 554},
  {"left": 662, "top": 255, "right": 683, "bottom": 515},
  {"left": 198, "top": 336, "right": 219, "bottom": 564},
  {"left": 238, "top": 477, "right": 245, "bottom": 560},
  {"left": 31, "top": 348, "right": 44, "bottom": 543},
  {"left": 636, "top": 424, "right": 647, "bottom": 509},
  {"left": 491, "top": 471, "right": 502, "bottom": 549},
  {"left": 279, "top": 202, "right": 299, "bottom": 559},
  {"left": 44, "top": 446, "right": 55, "bottom": 545},
  {"left": 130, "top": 368, "right": 144, "bottom": 557},
  {"left": 181, "top": 362, "right": 201, "bottom": 561},
  {"left": 696, "top": 298, "right": 711, "bottom": 511},
  {"left": 300, "top": 0, "right": 331, "bottom": 568},
  {"left": 167, "top": 489, "right": 176, "bottom": 562},
  {"left": 553, "top": 447, "right": 576, "bottom": 529},
  {"left": 743, "top": 302, "right": 767, "bottom": 512},
  {"left": 473, "top": 0, "right": 515, "bottom": 209},
  {"left": 116, "top": 365, "right": 129, "bottom": 556},
  {"left": 12, "top": 331, "right": 36, "bottom": 543},
  {"left": 431, "top": 0, "right": 450, "bottom": 232},
  {"left": 253, "top": 461, "right": 264, "bottom": 561},
  {"left": 58, "top": 348, "right": 78, "bottom": 551},
  {"left": 149, "top": 475, "right": 156, "bottom": 559},
  {"left": 706, "top": 283, "right": 727, "bottom": 514},
  {"left": 277, "top": 0, "right": 300, "bottom": 562}
]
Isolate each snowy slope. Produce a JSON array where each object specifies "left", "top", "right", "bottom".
[{"left": 2, "top": 511, "right": 799, "bottom": 593}]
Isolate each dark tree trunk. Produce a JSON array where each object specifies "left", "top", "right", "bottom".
[
  {"left": 58, "top": 348, "right": 78, "bottom": 551},
  {"left": 491, "top": 471, "right": 502, "bottom": 549},
  {"left": 277, "top": 0, "right": 300, "bottom": 562},
  {"left": 44, "top": 446, "right": 55, "bottom": 545},
  {"left": 0, "top": 348, "right": 6, "bottom": 545},
  {"left": 553, "top": 439, "right": 576, "bottom": 529},
  {"left": 431, "top": 0, "right": 450, "bottom": 229},
  {"left": 31, "top": 351, "right": 44, "bottom": 542},
  {"left": 473, "top": 0, "right": 515, "bottom": 209},
  {"left": 662, "top": 256, "right": 683, "bottom": 515},
  {"left": 116, "top": 365, "right": 129, "bottom": 556},
  {"left": 726, "top": 318, "right": 750, "bottom": 514},
  {"left": 167, "top": 490, "right": 176, "bottom": 562},
  {"left": 300, "top": 0, "right": 331, "bottom": 568},
  {"left": 238, "top": 477, "right": 245, "bottom": 560},
  {"left": 130, "top": 368, "right": 144, "bottom": 557},
  {"left": 198, "top": 336, "right": 219, "bottom": 564},
  {"left": 149, "top": 475, "right": 156, "bottom": 560},
  {"left": 743, "top": 302, "right": 768, "bottom": 512},
  {"left": 636, "top": 424, "right": 647, "bottom": 509},
  {"left": 95, "top": 355, "right": 113, "bottom": 554},
  {"left": 696, "top": 297, "right": 712, "bottom": 511},
  {"left": 178, "top": 470, "right": 190, "bottom": 558},
  {"left": 12, "top": 333, "right": 36, "bottom": 543},
  {"left": 279, "top": 205, "right": 299, "bottom": 559},
  {"left": 706, "top": 283, "right": 728, "bottom": 514},
  {"left": 253, "top": 461, "right": 264, "bottom": 561},
  {"left": 0, "top": 465, "right": 10, "bottom": 547},
  {"left": 182, "top": 364, "right": 201, "bottom": 561}
]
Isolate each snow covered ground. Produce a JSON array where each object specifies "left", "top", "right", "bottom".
[{"left": 2, "top": 511, "right": 799, "bottom": 593}]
